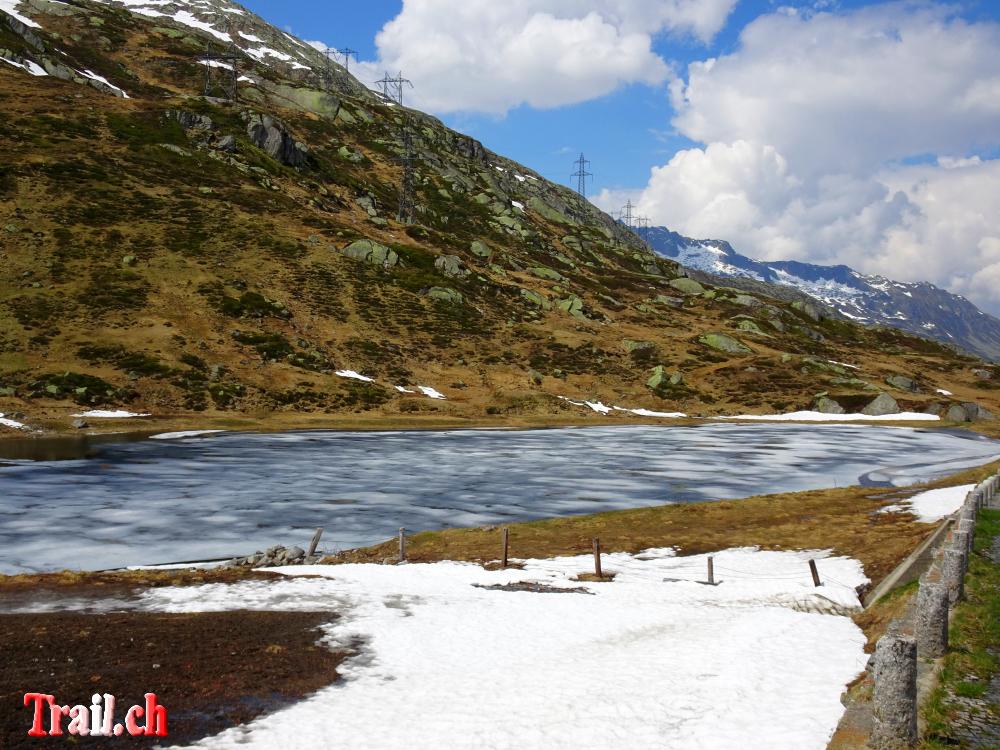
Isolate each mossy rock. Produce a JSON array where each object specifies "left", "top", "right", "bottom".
[
  {"left": 699, "top": 333, "right": 753, "bottom": 355},
  {"left": 669, "top": 278, "right": 705, "bottom": 295},
  {"left": 426, "top": 287, "right": 464, "bottom": 305},
  {"left": 555, "top": 295, "right": 585, "bottom": 320},
  {"left": 340, "top": 239, "right": 398, "bottom": 268},
  {"left": 622, "top": 339, "right": 655, "bottom": 353},
  {"left": 470, "top": 240, "right": 491, "bottom": 258},
  {"left": 520, "top": 289, "right": 550, "bottom": 310},
  {"left": 530, "top": 266, "right": 565, "bottom": 282}
]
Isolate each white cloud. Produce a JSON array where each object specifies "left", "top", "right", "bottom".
[
  {"left": 629, "top": 2, "right": 1000, "bottom": 314},
  {"left": 348, "top": 0, "right": 737, "bottom": 114}
]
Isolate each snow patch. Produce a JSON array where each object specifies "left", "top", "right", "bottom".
[
  {"left": 882, "top": 484, "right": 975, "bottom": 523},
  {"left": 335, "top": 370, "right": 374, "bottom": 383},
  {"left": 936, "top": 388, "right": 953, "bottom": 396},
  {"left": 0, "top": 0, "right": 41, "bottom": 27},
  {"left": 72, "top": 410, "right": 151, "bottom": 419},
  {"left": 0, "top": 413, "right": 29, "bottom": 431},
  {"left": 418, "top": 386, "right": 446, "bottom": 400},
  {"left": 137, "top": 547, "right": 869, "bottom": 749}
]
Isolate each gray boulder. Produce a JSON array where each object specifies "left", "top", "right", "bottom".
[
  {"left": 470, "top": 240, "right": 491, "bottom": 258},
  {"left": 815, "top": 397, "right": 846, "bottom": 415},
  {"left": 791, "top": 300, "right": 824, "bottom": 322},
  {"left": 862, "top": 393, "right": 901, "bottom": 416},
  {"left": 971, "top": 368, "right": 993, "bottom": 380},
  {"left": 699, "top": 333, "right": 753, "bottom": 355},
  {"left": 886, "top": 375, "right": 919, "bottom": 392},
  {"left": 961, "top": 401, "right": 995, "bottom": 422},
  {"left": 669, "top": 277, "right": 705, "bottom": 296},
  {"left": 426, "top": 287, "right": 463, "bottom": 304},
  {"left": 434, "top": 255, "right": 469, "bottom": 279},
  {"left": 945, "top": 404, "right": 969, "bottom": 422},
  {"left": 340, "top": 239, "right": 399, "bottom": 268},
  {"left": 245, "top": 113, "right": 309, "bottom": 167}
]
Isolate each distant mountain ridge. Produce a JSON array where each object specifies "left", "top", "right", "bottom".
[{"left": 646, "top": 227, "right": 1000, "bottom": 362}]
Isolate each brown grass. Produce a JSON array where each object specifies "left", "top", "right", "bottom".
[{"left": 324, "top": 458, "right": 1000, "bottom": 593}]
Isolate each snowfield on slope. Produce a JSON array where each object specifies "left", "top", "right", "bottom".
[{"left": 144, "top": 548, "right": 869, "bottom": 750}]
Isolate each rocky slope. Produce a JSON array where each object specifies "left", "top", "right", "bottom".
[
  {"left": 646, "top": 226, "right": 1000, "bottom": 363},
  {"left": 1, "top": 0, "right": 998, "bottom": 431}
]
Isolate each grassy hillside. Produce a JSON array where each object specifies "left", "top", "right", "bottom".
[{"left": 1, "top": 0, "right": 999, "bottom": 429}]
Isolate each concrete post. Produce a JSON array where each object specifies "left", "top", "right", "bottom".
[
  {"left": 916, "top": 582, "right": 949, "bottom": 659},
  {"left": 942, "top": 547, "right": 965, "bottom": 605},
  {"left": 952, "top": 531, "right": 972, "bottom": 573},
  {"left": 957, "top": 519, "right": 975, "bottom": 554},
  {"left": 871, "top": 634, "right": 918, "bottom": 749}
]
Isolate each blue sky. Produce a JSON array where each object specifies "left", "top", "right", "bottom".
[
  {"left": 238, "top": 0, "right": 1000, "bottom": 311},
  {"left": 239, "top": 1, "right": 999, "bottom": 196}
]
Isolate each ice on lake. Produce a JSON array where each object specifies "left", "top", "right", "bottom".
[{"left": 0, "top": 423, "right": 997, "bottom": 573}]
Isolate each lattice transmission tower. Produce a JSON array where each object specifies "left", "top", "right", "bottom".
[{"left": 571, "top": 153, "right": 592, "bottom": 198}]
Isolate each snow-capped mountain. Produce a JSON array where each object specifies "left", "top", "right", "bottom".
[{"left": 647, "top": 227, "right": 1000, "bottom": 362}]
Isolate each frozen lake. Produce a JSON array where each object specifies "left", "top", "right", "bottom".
[{"left": 1, "top": 424, "right": 997, "bottom": 573}]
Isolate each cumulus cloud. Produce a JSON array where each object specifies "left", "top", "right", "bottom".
[
  {"left": 349, "top": 0, "right": 737, "bottom": 114},
  {"left": 627, "top": 2, "right": 1000, "bottom": 313}
]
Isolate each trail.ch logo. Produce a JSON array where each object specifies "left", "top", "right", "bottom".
[{"left": 23, "top": 693, "right": 168, "bottom": 737}]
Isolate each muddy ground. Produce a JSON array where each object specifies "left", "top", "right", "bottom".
[{"left": 0, "top": 609, "right": 347, "bottom": 748}]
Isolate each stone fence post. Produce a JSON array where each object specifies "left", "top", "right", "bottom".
[
  {"left": 916, "top": 581, "right": 948, "bottom": 659},
  {"left": 871, "top": 633, "right": 918, "bottom": 749}
]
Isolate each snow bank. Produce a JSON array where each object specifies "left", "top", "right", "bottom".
[
  {"left": 72, "top": 410, "right": 151, "bottom": 418},
  {"left": 0, "top": 413, "right": 29, "bottom": 431},
  {"left": 335, "top": 370, "right": 374, "bottom": 383},
  {"left": 143, "top": 548, "right": 868, "bottom": 750},
  {"left": 722, "top": 411, "right": 940, "bottom": 423},
  {"left": 613, "top": 406, "right": 687, "bottom": 418},
  {"left": 149, "top": 430, "right": 226, "bottom": 440},
  {"left": 882, "top": 483, "right": 975, "bottom": 523},
  {"left": 0, "top": 0, "right": 40, "bottom": 27},
  {"left": 418, "top": 386, "right": 446, "bottom": 400}
]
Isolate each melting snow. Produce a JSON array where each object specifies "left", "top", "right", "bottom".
[
  {"left": 418, "top": 386, "right": 446, "bottom": 400},
  {"left": 335, "top": 370, "right": 374, "bottom": 383},
  {"left": 0, "top": 55, "right": 46, "bottom": 76},
  {"left": 0, "top": 0, "right": 41, "bottom": 27},
  {"left": 79, "top": 68, "right": 130, "bottom": 97},
  {"left": 936, "top": 388, "right": 953, "bottom": 396},
  {"left": 0, "top": 413, "right": 29, "bottom": 431},
  {"left": 138, "top": 548, "right": 869, "bottom": 749},
  {"left": 394, "top": 385, "right": 416, "bottom": 394},
  {"left": 511, "top": 200, "right": 524, "bottom": 211},
  {"left": 881, "top": 484, "right": 974, "bottom": 523},
  {"left": 72, "top": 410, "right": 151, "bottom": 418}
]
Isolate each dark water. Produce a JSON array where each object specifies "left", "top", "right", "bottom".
[{"left": 0, "top": 424, "right": 997, "bottom": 574}]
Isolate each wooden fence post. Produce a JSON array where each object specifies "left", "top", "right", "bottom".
[
  {"left": 809, "top": 559, "right": 821, "bottom": 587},
  {"left": 501, "top": 527, "right": 509, "bottom": 569},
  {"left": 307, "top": 527, "right": 324, "bottom": 557},
  {"left": 398, "top": 527, "right": 406, "bottom": 564},
  {"left": 593, "top": 537, "right": 603, "bottom": 578}
]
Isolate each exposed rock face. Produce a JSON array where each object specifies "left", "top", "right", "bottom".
[
  {"left": 245, "top": 113, "right": 309, "bottom": 167},
  {"left": 946, "top": 404, "right": 970, "bottom": 422},
  {"left": 862, "top": 393, "right": 901, "bottom": 416},
  {"left": 167, "top": 109, "right": 214, "bottom": 130},
  {"left": 520, "top": 289, "right": 550, "bottom": 309},
  {"left": 790, "top": 300, "right": 823, "bottom": 322},
  {"left": 340, "top": 239, "right": 398, "bottom": 268},
  {"left": 622, "top": 339, "right": 655, "bottom": 353},
  {"left": 698, "top": 333, "right": 752, "bottom": 354},
  {"left": 972, "top": 368, "right": 993, "bottom": 380},
  {"left": 886, "top": 375, "right": 919, "bottom": 392}
]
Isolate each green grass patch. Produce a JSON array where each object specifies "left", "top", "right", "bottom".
[{"left": 922, "top": 509, "right": 1000, "bottom": 744}]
